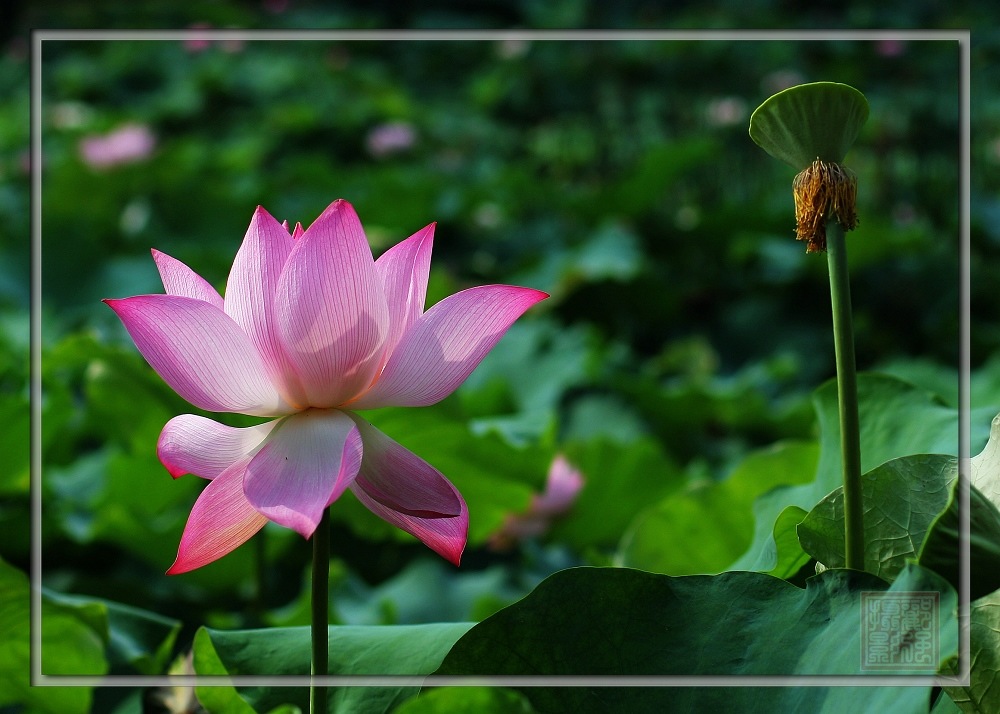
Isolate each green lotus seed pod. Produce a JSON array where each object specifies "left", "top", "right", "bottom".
[
  {"left": 749, "top": 82, "right": 869, "bottom": 168},
  {"left": 750, "top": 82, "right": 868, "bottom": 252}
]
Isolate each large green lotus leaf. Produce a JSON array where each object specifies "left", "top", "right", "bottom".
[
  {"left": 878, "top": 353, "right": 1000, "bottom": 414},
  {"left": 0, "top": 566, "right": 179, "bottom": 712},
  {"left": 731, "top": 374, "right": 967, "bottom": 575},
  {"left": 38, "top": 595, "right": 108, "bottom": 681},
  {"left": 193, "top": 622, "right": 473, "bottom": 714},
  {"left": 42, "top": 590, "right": 181, "bottom": 675},
  {"left": 933, "top": 693, "right": 965, "bottom": 713},
  {"left": 918, "top": 413, "right": 1000, "bottom": 600},
  {"left": 942, "top": 589, "right": 1000, "bottom": 713},
  {"left": 268, "top": 558, "right": 529, "bottom": 629},
  {"left": 749, "top": 82, "right": 869, "bottom": 168},
  {"left": 812, "top": 375, "right": 968, "bottom": 491},
  {"left": 619, "top": 441, "right": 817, "bottom": 575},
  {"left": 919, "top": 479, "right": 1000, "bottom": 603},
  {"left": 0, "top": 559, "right": 89, "bottom": 714},
  {"left": 436, "top": 564, "right": 955, "bottom": 713},
  {"left": 801, "top": 411, "right": 1000, "bottom": 600},
  {"left": 798, "top": 454, "right": 955, "bottom": 581},
  {"left": 972, "top": 413, "right": 1000, "bottom": 506},
  {"left": 767, "top": 505, "right": 813, "bottom": 578},
  {"left": 0, "top": 559, "right": 113, "bottom": 713},
  {"left": 329, "top": 558, "right": 525, "bottom": 626}
]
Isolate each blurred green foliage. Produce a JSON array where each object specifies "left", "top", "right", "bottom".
[{"left": 3, "top": 1, "right": 1000, "bottom": 711}]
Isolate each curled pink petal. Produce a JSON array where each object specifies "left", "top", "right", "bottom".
[
  {"left": 347, "top": 415, "right": 467, "bottom": 565},
  {"left": 350, "top": 285, "right": 548, "bottom": 409},
  {"left": 151, "top": 249, "right": 224, "bottom": 309},
  {"left": 374, "top": 223, "right": 433, "bottom": 359},
  {"left": 104, "top": 295, "right": 290, "bottom": 416},
  {"left": 243, "top": 409, "right": 362, "bottom": 538},
  {"left": 347, "top": 414, "right": 461, "bottom": 516},
  {"left": 223, "top": 206, "right": 307, "bottom": 408},
  {"left": 274, "top": 200, "right": 389, "bottom": 408},
  {"left": 167, "top": 460, "right": 268, "bottom": 574},
  {"left": 157, "top": 414, "right": 278, "bottom": 479}
]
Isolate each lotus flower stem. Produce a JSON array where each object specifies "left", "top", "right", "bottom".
[
  {"left": 250, "top": 528, "right": 267, "bottom": 623},
  {"left": 749, "top": 82, "right": 869, "bottom": 572},
  {"left": 310, "top": 507, "right": 330, "bottom": 713},
  {"left": 826, "top": 221, "right": 864, "bottom": 570}
]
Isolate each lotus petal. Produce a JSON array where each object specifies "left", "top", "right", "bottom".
[
  {"left": 151, "top": 249, "right": 224, "bottom": 309},
  {"left": 157, "top": 414, "right": 278, "bottom": 479},
  {"left": 223, "top": 206, "right": 308, "bottom": 407},
  {"left": 274, "top": 200, "right": 389, "bottom": 408},
  {"left": 243, "top": 409, "right": 362, "bottom": 537},
  {"left": 347, "top": 415, "right": 467, "bottom": 565},
  {"left": 350, "top": 285, "right": 547, "bottom": 409},
  {"left": 374, "top": 223, "right": 434, "bottom": 359},
  {"left": 167, "top": 459, "right": 268, "bottom": 574},
  {"left": 104, "top": 295, "right": 290, "bottom": 416}
]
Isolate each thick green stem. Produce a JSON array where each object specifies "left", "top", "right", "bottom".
[
  {"left": 826, "top": 221, "right": 865, "bottom": 571},
  {"left": 310, "top": 507, "right": 330, "bottom": 714}
]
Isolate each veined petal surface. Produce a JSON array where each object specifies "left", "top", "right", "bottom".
[
  {"left": 151, "top": 249, "right": 224, "bottom": 309},
  {"left": 347, "top": 414, "right": 462, "bottom": 516},
  {"left": 242, "top": 408, "right": 362, "bottom": 538},
  {"left": 224, "top": 206, "right": 307, "bottom": 408},
  {"left": 167, "top": 458, "right": 269, "bottom": 574},
  {"left": 350, "top": 285, "right": 548, "bottom": 409},
  {"left": 104, "top": 295, "right": 290, "bottom": 416},
  {"left": 374, "top": 223, "right": 434, "bottom": 359},
  {"left": 157, "top": 414, "right": 278, "bottom": 479},
  {"left": 274, "top": 200, "right": 389, "bottom": 408},
  {"left": 347, "top": 416, "right": 467, "bottom": 565}
]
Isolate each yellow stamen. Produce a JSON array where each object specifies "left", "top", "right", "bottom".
[{"left": 792, "top": 158, "right": 859, "bottom": 252}]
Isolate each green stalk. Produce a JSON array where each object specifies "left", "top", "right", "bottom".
[
  {"left": 250, "top": 526, "right": 267, "bottom": 624},
  {"left": 826, "top": 221, "right": 865, "bottom": 570},
  {"left": 310, "top": 507, "right": 330, "bottom": 714}
]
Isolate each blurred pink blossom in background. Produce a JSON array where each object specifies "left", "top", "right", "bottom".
[
  {"left": 704, "top": 96, "right": 748, "bottom": 127},
  {"left": 366, "top": 121, "right": 417, "bottom": 158},
  {"left": 876, "top": 39, "right": 907, "bottom": 57},
  {"left": 78, "top": 123, "right": 155, "bottom": 169},
  {"left": 182, "top": 23, "right": 244, "bottom": 53},
  {"left": 183, "top": 23, "right": 213, "bottom": 53},
  {"left": 490, "top": 454, "right": 584, "bottom": 550}
]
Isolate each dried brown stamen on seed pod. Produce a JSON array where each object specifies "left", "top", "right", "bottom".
[{"left": 792, "top": 159, "right": 858, "bottom": 253}]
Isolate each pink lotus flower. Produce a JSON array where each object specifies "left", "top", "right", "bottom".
[{"left": 104, "top": 199, "right": 546, "bottom": 573}]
